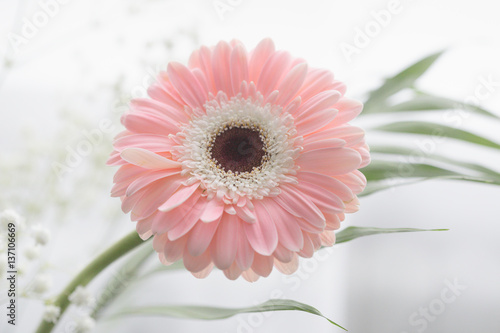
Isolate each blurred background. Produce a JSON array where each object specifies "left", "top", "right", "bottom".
[{"left": 1, "top": 0, "right": 499, "bottom": 332}]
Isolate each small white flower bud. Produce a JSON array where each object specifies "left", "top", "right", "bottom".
[
  {"left": 73, "top": 315, "right": 96, "bottom": 333},
  {"left": 42, "top": 305, "right": 61, "bottom": 323},
  {"left": 0, "top": 209, "right": 23, "bottom": 230},
  {"left": 32, "top": 274, "right": 52, "bottom": 294},
  {"left": 69, "top": 286, "right": 95, "bottom": 307},
  {"left": 31, "top": 225, "right": 51, "bottom": 245},
  {"left": 24, "top": 245, "right": 40, "bottom": 260}
]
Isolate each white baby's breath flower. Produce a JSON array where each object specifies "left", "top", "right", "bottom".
[
  {"left": 31, "top": 225, "right": 51, "bottom": 245},
  {"left": 73, "top": 315, "right": 96, "bottom": 333},
  {"left": 0, "top": 209, "right": 23, "bottom": 230},
  {"left": 43, "top": 305, "right": 61, "bottom": 323},
  {"left": 69, "top": 286, "right": 95, "bottom": 307},
  {"left": 24, "top": 245, "right": 40, "bottom": 260},
  {"left": 32, "top": 274, "right": 52, "bottom": 294}
]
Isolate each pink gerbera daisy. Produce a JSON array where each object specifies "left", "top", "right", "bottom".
[{"left": 108, "top": 39, "right": 370, "bottom": 281}]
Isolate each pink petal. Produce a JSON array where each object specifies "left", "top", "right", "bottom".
[
  {"left": 163, "top": 235, "right": 187, "bottom": 262},
  {"left": 275, "top": 63, "right": 308, "bottom": 107},
  {"left": 147, "top": 84, "right": 185, "bottom": 112},
  {"left": 212, "top": 41, "right": 234, "bottom": 96},
  {"left": 188, "top": 46, "right": 216, "bottom": 94},
  {"left": 211, "top": 213, "right": 239, "bottom": 270},
  {"left": 344, "top": 196, "right": 360, "bottom": 213},
  {"left": 244, "top": 200, "right": 278, "bottom": 256},
  {"left": 261, "top": 199, "right": 303, "bottom": 251},
  {"left": 272, "top": 184, "right": 325, "bottom": 228},
  {"left": 114, "top": 134, "right": 174, "bottom": 153},
  {"left": 191, "top": 263, "right": 214, "bottom": 279},
  {"left": 234, "top": 204, "right": 256, "bottom": 224},
  {"left": 295, "top": 108, "right": 338, "bottom": 136},
  {"left": 157, "top": 72, "right": 186, "bottom": 106},
  {"left": 186, "top": 215, "right": 221, "bottom": 256},
  {"left": 235, "top": 224, "right": 254, "bottom": 270},
  {"left": 296, "top": 147, "right": 361, "bottom": 176},
  {"left": 302, "top": 138, "right": 345, "bottom": 152},
  {"left": 297, "top": 171, "right": 354, "bottom": 202},
  {"left": 298, "top": 232, "right": 315, "bottom": 258},
  {"left": 251, "top": 253, "right": 274, "bottom": 277},
  {"left": 121, "top": 185, "right": 149, "bottom": 214},
  {"left": 241, "top": 270, "right": 260, "bottom": 282},
  {"left": 319, "top": 230, "right": 335, "bottom": 246},
  {"left": 113, "top": 164, "right": 144, "bottom": 183},
  {"left": 326, "top": 98, "right": 363, "bottom": 127},
  {"left": 273, "top": 243, "right": 294, "bottom": 263},
  {"left": 131, "top": 175, "right": 184, "bottom": 220},
  {"left": 107, "top": 151, "right": 126, "bottom": 166},
  {"left": 136, "top": 215, "right": 154, "bottom": 240},
  {"left": 310, "top": 233, "right": 322, "bottom": 250},
  {"left": 126, "top": 169, "right": 180, "bottom": 196},
  {"left": 357, "top": 145, "right": 371, "bottom": 168},
  {"left": 324, "top": 212, "right": 342, "bottom": 230},
  {"left": 274, "top": 255, "right": 299, "bottom": 274},
  {"left": 223, "top": 262, "right": 243, "bottom": 280},
  {"left": 122, "top": 112, "right": 180, "bottom": 135},
  {"left": 158, "top": 183, "right": 200, "bottom": 212},
  {"left": 200, "top": 199, "right": 225, "bottom": 223},
  {"left": 296, "top": 216, "right": 324, "bottom": 233},
  {"left": 333, "top": 170, "right": 367, "bottom": 194},
  {"left": 152, "top": 188, "right": 201, "bottom": 234},
  {"left": 294, "top": 181, "right": 345, "bottom": 214},
  {"left": 167, "top": 62, "right": 207, "bottom": 110},
  {"left": 112, "top": 168, "right": 147, "bottom": 197},
  {"left": 248, "top": 38, "right": 275, "bottom": 83},
  {"left": 257, "top": 50, "right": 292, "bottom": 97},
  {"left": 230, "top": 44, "right": 249, "bottom": 95},
  {"left": 130, "top": 98, "right": 189, "bottom": 123},
  {"left": 295, "top": 68, "right": 335, "bottom": 103},
  {"left": 153, "top": 233, "right": 168, "bottom": 252},
  {"left": 183, "top": 249, "right": 212, "bottom": 273},
  {"left": 120, "top": 148, "right": 181, "bottom": 169},
  {"left": 167, "top": 194, "right": 207, "bottom": 240},
  {"left": 294, "top": 89, "right": 341, "bottom": 117},
  {"left": 304, "top": 125, "right": 365, "bottom": 147}
]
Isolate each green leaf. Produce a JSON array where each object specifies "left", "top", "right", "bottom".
[
  {"left": 360, "top": 178, "right": 425, "bottom": 196},
  {"left": 92, "top": 242, "right": 154, "bottom": 319},
  {"left": 335, "top": 226, "right": 448, "bottom": 244},
  {"left": 360, "top": 160, "right": 460, "bottom": 182},
  {"left": 109, "top": 299, "right": 346, "bottom": 330},
  {"left": 363, "top": 51, "right": 444, "bottom": 113},
  {"left": 139, "top": 260, "right": 185, "bottom": 277},
  {"left": 386, "top": 92, "right": 499, "bottom": 119},
  {"left": 369, "top": 145, "right": 500, "bottom": 180},
  {"left": 373, "top": 121, "right": 500, "bottom": 150},
  {"left": 360, "top": 175, "right": 496, "bottom": 197}
]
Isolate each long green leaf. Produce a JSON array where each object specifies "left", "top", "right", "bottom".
[
  {"left": 139, "top": 260, "right": 185, "bottom": 278},
  {"left": 369, "top": 145, "right": 500, "bottom": 180},
  {"left": 335, "top": 226, "right": 447, "bottom": 244},
  {"left": 360, "top": 160, "right": 460, "bottom": 182},
  {"left": 374, "top": 121, "right": 500, "bottom": 150},
  {"left": 363, "top": 51, "right": 444, "bottom": 113},
  {"left": 360, "top": 175, "right": 496, "bottom": 197},
  {"left": 109, "top": 299, "right": 346, "bottom": 330},
  {"left": 92, "top": 242, "right": 155, "bottom": 319},
  {"left": 386, "top": 92, "right": 499, "bottom": 119}
]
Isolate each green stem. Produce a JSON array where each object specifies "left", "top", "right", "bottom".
[{"left": 35, "top": 230, "right": 144, "bottom": 333}]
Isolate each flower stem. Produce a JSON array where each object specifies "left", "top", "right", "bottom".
[{"left": 35, "top": 230, "right": 144, "bottom": 333}]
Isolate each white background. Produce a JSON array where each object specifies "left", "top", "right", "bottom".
[{"left": 1, "top": 0, "right": 499, "bottom": 332}]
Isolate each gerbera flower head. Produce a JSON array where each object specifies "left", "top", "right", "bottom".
[{"left": 108, "top": 39, "right": 370, "bottom": 281}]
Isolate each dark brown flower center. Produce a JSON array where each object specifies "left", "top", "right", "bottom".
[{"left": 210, "top": 127, "right": 266, "bottom": 173}]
